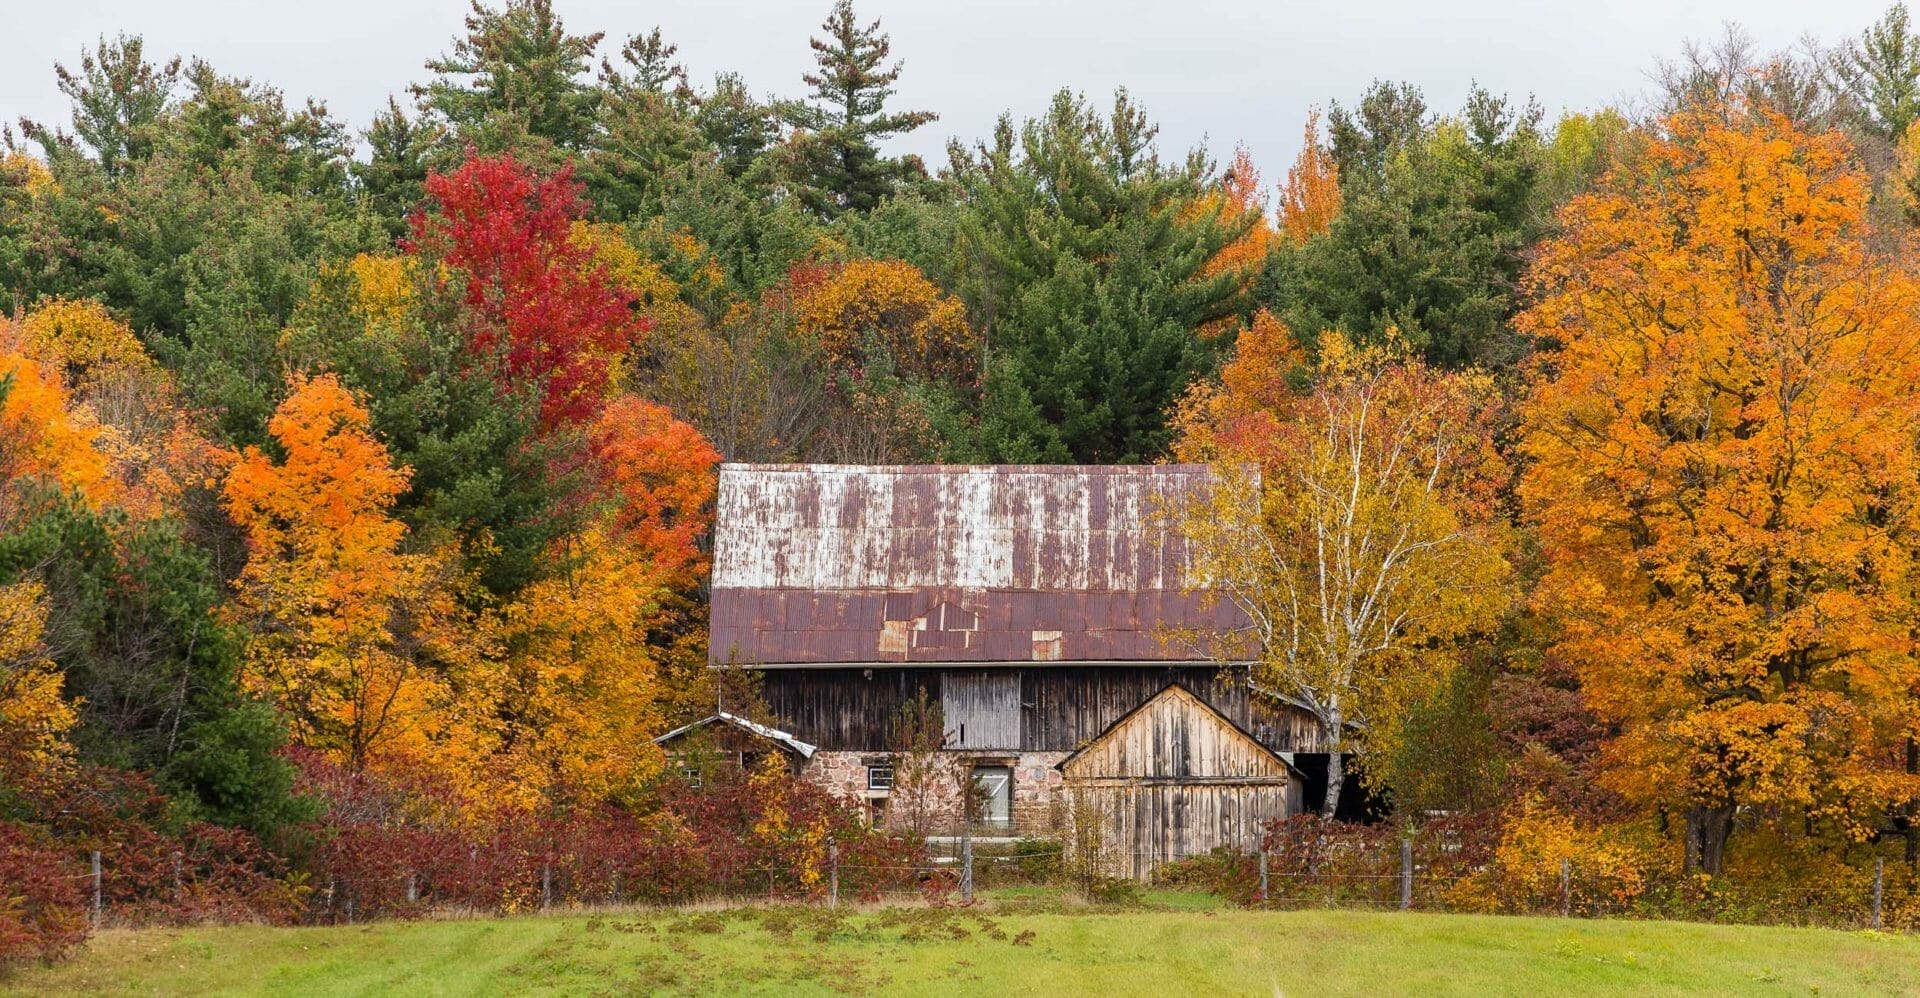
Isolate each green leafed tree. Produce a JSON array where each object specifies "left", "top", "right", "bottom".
[
  {"left": 1266, "top": 82, "right": 1547, "bottom": 370},
  {"left": 1828, "top": 2, "right": 1920, "bottom": 143},
  {"left": 354, "top": 98, "right": 444, "bottom": 241},
  {"left": 0, "top": 492, "right": 305, "bottom": 836},
  {"left": 414, "top": 0, "right": 603, "bottom": 157},
  {"left": 952, "top": 89, "right": 1255, "bottom": 463},
  {"left": 36, "top": 33, "right": 180, "bottom": 181},
  {"left": 779, "top": 0, "right": 936, "bottom": 218},
  {"left": 580, "top": 27, "right": 706, "bottom": 221}
]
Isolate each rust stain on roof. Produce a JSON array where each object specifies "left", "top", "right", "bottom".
[{"left": 709, "top": 464, "right": 1250, "bottom": 665}]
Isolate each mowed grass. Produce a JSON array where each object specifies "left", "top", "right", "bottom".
[{"left": 10, "top": 893, "right": 1920, "bottom": 997}]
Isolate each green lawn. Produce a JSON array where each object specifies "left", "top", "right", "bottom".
[{"left": 10, "top": 895, "right": 1920, "bottom": 996}]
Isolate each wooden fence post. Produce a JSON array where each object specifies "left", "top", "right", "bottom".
[
  {"left": 1873, "top": 857, "right": 1885, "bottom": 930},
  {"left": 406, "top": 872, "right": 417, "bottom": 905},
  {"left": 90, "top": 850, "right": 102, "bottom": 927},
  {"left": 1258, "top": 849, "right": 1269, "bottom": 904},
  {"left": 1559, "top": 857, "right": 1571, "bottom": 918},
  {"left": 541, "top": 864, "right": 553, "bottom": 913},
  {"left": 960, "top": 824, "right": 974, "bottom": 903},
  {"left": 828, "top": 843, "right": 840, "bottom": 909},
  {"left": 1400, "top": 839, "right": 1412, "bottom": 911}
]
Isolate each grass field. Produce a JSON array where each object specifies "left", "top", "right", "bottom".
[{"left": 10, "top": 892, "right": 1920, "bottom": 996}]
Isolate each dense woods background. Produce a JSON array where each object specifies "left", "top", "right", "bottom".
[{"left": 9, "top": 0, "right": 1920, "bottom": 962}]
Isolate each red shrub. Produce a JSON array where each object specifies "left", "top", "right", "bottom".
[
  {"left": 289, "top": 752, "right": 925, "bottom": 920},
  {"left": 0, "top": 820, "right": 89, "bottom": 968}
]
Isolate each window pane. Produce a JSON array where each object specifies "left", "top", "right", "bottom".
[{"left": 973, "top": 766, "right": 1012, "bottom": 823}]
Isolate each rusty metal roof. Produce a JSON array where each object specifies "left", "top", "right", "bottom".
[{"left": 709, "top": 464, "right": 1250, "bottom": 666}]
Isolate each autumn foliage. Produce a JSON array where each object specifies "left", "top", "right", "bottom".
[
  {"left": 1518, "top": 103, "right": 1920, "bottom": 872},
  {"left": 1278, "top": 109, "right": 1342, "bottom": 244},
  {"left": 224, "top": 374, "right": 479, "bottom": 773},
  {"left": 411, "top": 154, "right": 645, "bottom": 429}
]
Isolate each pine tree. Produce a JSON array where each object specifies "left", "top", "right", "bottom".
[
  {"left": 414, "top": 0, "right": 603, "bottom": 154},
  {"left": 354, "top": 98, "right": 443, "bottom": 240},
  {"left": 954, "top": 89, "right": 1254, "bottom": 462},
  {"left": 33, "top": 34, "right": 180, "bottom": 180},
  {"left": 583, "top": 27, "right": 704, "bottom": 220},
  {"left": 1828, "top": 2, "right": 1920, "bottom": 142},
  {"left": 780, "top": 0, "right": 936, "bottom": 218}
]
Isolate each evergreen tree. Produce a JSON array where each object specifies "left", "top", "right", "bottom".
[
  {"left": 700, "top": 73, "right": 780, "bottom": 182},
  {"left": 20, "top": 58, "right": 373, "bottom": 445},
  {"left": 953, "top": 89, "right": 1254, "bottom": 463},
  {"left": 1268, "top": 83, "right": 1546, "bottom": 369},
  {"left": 1829, "top": 3, "right": 1920, "bottom": 145},
  {"left": 780, "top": 0, "right": 936, "bottom": 218},
  {"left": 582, "top": 27, "right": 705, "bottom": 221},
  {"left": 354, "top": 98, "right": 443, "bottom": 241},
  {"left": 414, "top": 0, "right": 602, "bottom": 155},
  {"left": 0, "top": 494, "right": 305, "bottom": 836},
  {"left": 36, "top": 33, "right": 180, "bottom": 180}
]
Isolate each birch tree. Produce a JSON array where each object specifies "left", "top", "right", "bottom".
[{"left": 1176, "top": 325, "right": 1509, "bottom": 817}]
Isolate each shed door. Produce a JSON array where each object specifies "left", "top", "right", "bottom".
[{"left": 943, "top": 672, "right": 1019, "bottom": 749}]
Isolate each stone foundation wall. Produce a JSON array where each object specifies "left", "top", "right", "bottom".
[{"left": 802, "top": 750, "right": 1070, "bottom": 837}]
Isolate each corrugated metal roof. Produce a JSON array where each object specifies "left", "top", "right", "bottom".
[
  {"left": 652, "top": 711, "right": 818, "bottom": 758},
  {"left": 710, "top": 464, "right": 1250, "bottom": 665}
]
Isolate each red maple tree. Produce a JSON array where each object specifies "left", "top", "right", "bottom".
[{"left": 409, "top": 152, "right": 644, "bottom": 430}]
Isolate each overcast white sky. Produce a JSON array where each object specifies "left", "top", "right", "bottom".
[{"left": 0, "top": 0, "right": 1900, "bottom": 182}]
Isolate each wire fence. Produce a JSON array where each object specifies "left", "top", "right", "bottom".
[{"left": 66, "top": 836, "right": 1918, "bottom": 934}]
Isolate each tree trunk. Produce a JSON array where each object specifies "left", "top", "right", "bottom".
[
  {"left": 1320, "top": 720, "right": 1345, "bottom": 820},
  {"left": 1683, "top": 804, "right": 1735, "bottom": 875},
  {"left": 1906, "top": 737, "right": 1918, "bottom": 870}
]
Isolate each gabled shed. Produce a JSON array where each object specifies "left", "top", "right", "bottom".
[
  {"left": 653, "top": 712, "right": 817, "bottom": 777},
  {"left": 1060, "top": 684, "right": 1301, "bottom": 879}
]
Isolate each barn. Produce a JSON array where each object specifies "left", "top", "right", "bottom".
[{"left": 702, "top": 463, "right": 1318, "bottom": 877}]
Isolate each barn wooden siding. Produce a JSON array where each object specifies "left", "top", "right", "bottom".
[
  {"left": 1060, "top": 685, "right": 1299, "bottom": 880},
  {"left": 757, "top": 665, "right": 1318, "bottom": 754}
]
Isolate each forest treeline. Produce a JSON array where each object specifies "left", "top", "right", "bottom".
[{"left": 7, "top": 0, "right": 1920, "bottom": 959}]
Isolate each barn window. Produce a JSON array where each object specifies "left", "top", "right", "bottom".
[
  {"left": 972, "top": 765, "right": 1013, "bottom": 825},
  {"left": 867, "top": 765, "right": 894, "bottom": 791}
]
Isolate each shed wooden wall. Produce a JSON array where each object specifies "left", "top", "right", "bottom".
[
  {"left": 1078, "top": 784, "right": 1294, "bottom": 880},
  {"left": 1061, "top": 686, "right": 1297, "bottom": 880}
]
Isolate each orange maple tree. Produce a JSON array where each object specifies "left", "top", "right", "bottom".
[
  {"left": 224, "top": 374, "right": 490, "bottom": 773},
  {"left": 0, "top": 347, "right": 112, "bottom": 513},
  {"left": 1278, "top": 109, "right": 1342, "bottom": 244},
  {"left": 1516, "top": 102, "right": 1920, "bottom": 874},
  {"left": 586, "top": 395, "right": 721, "bottom": 589}
]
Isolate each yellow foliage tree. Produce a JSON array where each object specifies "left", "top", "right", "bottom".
[
  {"left": 0, "top": 581, "right": 75, "bottom": 787},
  {"left": 16, "top": 297, "right": 153, "bottom": 392},
  {"left": 793, "top": 258, "right": 976, "bottom": 384},
  {"left": 345, "top": 253, "right": 415, "bottom": 330},
  {"left": 224, "top": 374, "right": 493, "bottom": 774},
  {"left": 1177, "top": 331, "right": 1508, "bottom": 817},
  {"left": 495, "top": 528, "right": 666, "bottom": 807},
  {"left": 1517, "top": 103, "right": 1920, "bottom": 874},
  {"left": 12, "top": 300, "right": 226, "bottom": 522}
]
